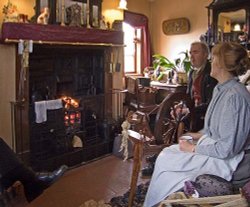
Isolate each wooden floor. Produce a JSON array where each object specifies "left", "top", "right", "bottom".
[{"left": 22, "top": 154, "right": 149, "bottom": 207}]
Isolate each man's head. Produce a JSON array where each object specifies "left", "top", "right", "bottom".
[{"left": 189, "top": 42, "right": 209, "bottom": 68}]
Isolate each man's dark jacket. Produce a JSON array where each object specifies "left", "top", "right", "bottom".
[{"left": 186, "top": 61, "right": 218, "bottom": 131}]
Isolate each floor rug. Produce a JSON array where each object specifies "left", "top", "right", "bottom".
[{"left": 109, "top": 181, "right": 150, "bottom": 207}]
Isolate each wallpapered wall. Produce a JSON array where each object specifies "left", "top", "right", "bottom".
[{"left": 148, "top": 0, "right": 212, "bottom": 61}]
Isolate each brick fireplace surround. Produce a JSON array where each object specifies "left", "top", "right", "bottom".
[{"left": 0, "top": 22, "right": 123, "bottom": 171}]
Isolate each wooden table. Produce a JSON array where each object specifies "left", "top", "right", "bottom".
[
  {"left": 127, "top": 130, "right": 144, "bottom": 207},
  {"left": 150, "top": 81, "right": 187, "bottom": 103}
]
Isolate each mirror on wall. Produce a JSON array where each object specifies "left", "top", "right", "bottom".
[
  {"left": 218, "top": 9, "right": 246, "bottom": 43},
  {"left": 206, "top": 0, "right": 250, "bottom": 49}
]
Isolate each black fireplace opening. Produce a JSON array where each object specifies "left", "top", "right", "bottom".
[{"left": 28, "top": 45, "right": 116, "bottom": 171}]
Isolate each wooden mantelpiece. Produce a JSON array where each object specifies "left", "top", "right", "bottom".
[{"left": 1, "top": 22, "right": 123, "bottom": 46}]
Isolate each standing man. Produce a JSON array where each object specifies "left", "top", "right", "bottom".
[{"left": 187, "top": 41, "right": 217, "bottom": 131}]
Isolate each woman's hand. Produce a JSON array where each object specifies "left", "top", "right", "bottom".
[{"left": 179, "top": 139, "right": 195, "bottom": 153}]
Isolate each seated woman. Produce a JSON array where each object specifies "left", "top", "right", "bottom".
[{"left": 144, "top": 42, "right": 250, "bottom": 207}]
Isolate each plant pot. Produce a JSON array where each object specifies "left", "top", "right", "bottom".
[{"left": 176, "top": 72, "right": 188, "bottom": 85}]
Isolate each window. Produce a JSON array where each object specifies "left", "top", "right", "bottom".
[{"left": 123, "top": 22, "right": 142, "bottom": 74}]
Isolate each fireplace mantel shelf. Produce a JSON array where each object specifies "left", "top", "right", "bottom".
[{"left": 1, "top": 22, "right": 124, "bottom": 46}]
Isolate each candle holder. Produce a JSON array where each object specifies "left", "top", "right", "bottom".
[
  {"left": 86, "top": 0, "right": 91, "bottom": 28},
  {"left": 60, "top": 0, "right": 65, "bottom": 26}
]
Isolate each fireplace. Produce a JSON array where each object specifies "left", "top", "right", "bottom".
[
  {"left": 28, "top": 44, "right": 117, "bottom": 170},
  {"left": 0, "top": 22, "right": 124, "bottom": 171}
]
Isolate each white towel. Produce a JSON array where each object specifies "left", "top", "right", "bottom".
[
  {"left": 35, "top": 101, "right": 47, "bottom": 123},
  {"left": 46, "top": 99, "right": 63, "bottom": 110},
  {"left": 35, "top": 99, "right": 63, "bottom": 123}
]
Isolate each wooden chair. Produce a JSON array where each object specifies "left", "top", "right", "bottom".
[
  {"left": 159, "top": 193, "right": 249, "bottom": 207},
  {"left": 159, "top": 179, "right": 250, "bottom": 207},
  {"left": 127, "top": 130, "right": 144, "bottom": 207},
  {"left": 126, "top": 129, "right": 165, "bottom": 207},
  {"left": 158, "top": 153, "right": 250, "bottom": 206}
]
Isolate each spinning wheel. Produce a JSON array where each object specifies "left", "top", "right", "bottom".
[
  {"left": 153, "top": 92, "right": 194, "bottom": 145},
  {"left": 125, "top": 92, "right": 194, "bottom": 207},
  {"left": 124, "top": 91, "right": 194, "bottom": 146}
]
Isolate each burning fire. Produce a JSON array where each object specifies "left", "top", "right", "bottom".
[
  {"left": 61, "top": 96, "right": 79, "bottom": 109},
  {"left": 61, "top": 96, "right": 81, "bottom": 127}
]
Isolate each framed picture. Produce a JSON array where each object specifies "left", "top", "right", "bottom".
[{"left": 162, "top": 18, "right": 190, "bottom": 35}]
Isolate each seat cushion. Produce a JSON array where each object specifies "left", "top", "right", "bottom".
[
  {"left": 182, "top": 151, "right": 250, "bottom": 197},
  {"left": 184, "top": 174, "right": 234, "bottom": 198}
]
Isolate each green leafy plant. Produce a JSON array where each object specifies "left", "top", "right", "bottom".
[{"left": 152, "top": 50, "right": 191, "bottom": 73}]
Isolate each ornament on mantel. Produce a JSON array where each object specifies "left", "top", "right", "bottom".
[
  {"left": 2, "top": 0, "right": 19, "bottom": 22},
  {"left": 37, "top": 7, "right": 50, "bottom": 24},
  {"left": 99, "top": 15, "right": 107, "bottom": 29},
  {"left": 66, "top": 3, "right": 82, "bottom": 27}
]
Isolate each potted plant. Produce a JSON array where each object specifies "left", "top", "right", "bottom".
[{"left": 152, "top": 50, "right": 191, "bottom": 84}]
